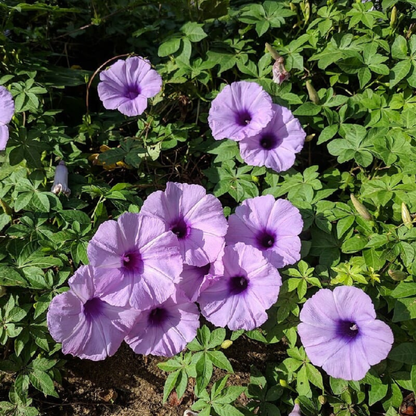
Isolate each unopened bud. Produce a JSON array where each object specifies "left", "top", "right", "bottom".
[
  {"left": 265, "top": 42, "right": 281, "bottom": 61},
  {"left": 401, "top": 202, "right": 413, "bottom": 229},
  {"left": 51, "top": 161, "right": 71, "bottom": 197},
  {"left": 221, "top": 340, "right": 233, "bottom": 349},
  {"left": 350, "top": 194, "right": 372, "bottom": 221},
  {"left": 390, "top": 6, "right": 397, "bottom": 27},
  {"left": 388, "top": 269, "right": 408, "bottom": 281},
  {"left": 303, "top": 1, "right": 311, "bottom": 25},
  {"left": 305, "top": 134, "right": 315, "bottom": 142},
  {"left": 279, "top": 379, "right": 288, "bottom": 387},
  {"left": 306, "top": 80, "right": 320, "bottom": 104},
  {"left": 318, "top": 395, "right": 327, "bottom": 405}
]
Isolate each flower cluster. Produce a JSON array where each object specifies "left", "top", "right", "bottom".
[
  {"left": 208, "top": 81, "right": 305, "bottom": 173},
  {"left": 47, "top": 183, "right": 302, "bottom": 360}
]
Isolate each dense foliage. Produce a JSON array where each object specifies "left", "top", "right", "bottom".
[{"left": 1, "top": 0, "right": 416, "bottom": 415}]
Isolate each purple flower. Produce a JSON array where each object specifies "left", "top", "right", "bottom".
[
  {"left": 198, "top": 242, "right": 282, "bottom": 331},
  {"left": 47, "top": 265, "right": 139, "bottom": 361},
  {"left": 208, "top": 81, "right": 273, "bottom": 141},
  {"left": 298, "top": 286, "right": 394, "bottom": 381},
  {"left": 87, "top": 213, "right": 182, "bottom": 310},
  {"left": 177, "top": 245, "right": 224, "bottom": 302},
  {"left": 125, "top": 290, "right": 200, "bottom": 357},
  {"left": 97, "top": 56, "right": 162, "bottom": 117},
  {"left": 272, "top": 59, "right": 290, "bottom": 85},
  {"left": 178, "top": 263, "right": 212, "bottom": 302},
  {"left": 226, "top": 195, "right": 303, "bottom": 269},
  {"left": 140, "top": 182, "right": 228, "bottom": 267},
  {"left": 0, "top": 86, "right": 15, "bottom": 151},
  {"left": 288, "top": 403, "right": 301, "bottom": 416},
  {"left": 51, "top": 161, "right": 71, "bottom": 196},
  {"left": 239, "top": 104, "right": 305, "bottom": 173}
]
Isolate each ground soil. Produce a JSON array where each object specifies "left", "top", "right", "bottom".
[{"left": 28, "top": 336, "right": 285, "bottom": 416}]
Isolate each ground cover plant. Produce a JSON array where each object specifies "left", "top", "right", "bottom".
[{"left": 1, "top": 0, "right": 416, "bottom": 415}]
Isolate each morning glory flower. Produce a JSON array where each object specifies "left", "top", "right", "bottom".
[
  {"left": 141, "top": 182, "right": 228, "bottom": 267},
  {"left": 125, "top": 290, "right": 200, "bottom": 357},
  {"left": 239, "top": 104, "right": 306, "bottom": 173},
  {"left": 298, "top": 286, "right": 394, "bottom": 381},
  {"left": 226, "top": 195, "right": 303, "bottom": 269},
  {"left": 198, "top": 242, "right": 282, "bottom": 331},
  {"left": 0, "top": 86, "right": 15, "bottom": 151},
  {"left": 51, "top": 160, "right": 71, "bottom": 196},
  {"left": 97, "top": 56, "right": 162, "bottom": 117},
  {"left": 177, "top": 245, "right": 224, "bottom": 302},
  {"left": 208, "top": 81, "right": 273, "bottom": 141},
  {"left": 87, "top": 213, "right": 182, "bottom": 310},
  {"left": 47, "top": 265, "right": 139, "bottom": 361},
  {"left": 289, "top": 403, "right": 302, "bottom": 416}
]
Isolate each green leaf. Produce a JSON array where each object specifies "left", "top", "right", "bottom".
[
  {"left": 28, "top": 369, "right": 58, "bottom": 397},
  {"left": 305, "top": 363, "right": 324, "bottom": 390},
  {"left": 389, "top": 343, "right": 416, "bottom": 364},
  {"left": 158, "top": 36, "right": 181, "bottom": 57},
  {"left": 393, "top": 297, "right": 416, "bottom": 322},
  {"left": 391, "top": 283, "right": 416, "bottom": 298},
  {"left": 31, "top": 192, "right": 50, "bottom": 213},
  {"left": 162, "top": 370, "right": 180, "bottom": 403},
  {"left": 391, "top": 35, "right": 408, "bottom": 60},
  {"left": 317, "top": 124, "right": 338, "bottom": 145},
  {"left": 293, "top": 102, "right": 321, "bottom": 116},
  {"left": 0, "top": 267, "right": 27, "bottom": 287},
  {"left": 368, "top": 383, "right": 388, "bottom": 406},
  {"left": 390, "top": 60, "right": 411, "bottom": 88},
  {"left": 181, "top": 22, "right": 207, "bottom": 42},
  {"left": 207, "top": 351, "right": 233, "bottom": 373},
  {"left": 411, "top": 365, "right": 416, "bottom": 394},
  {"left": 196, "top": 355, "right": 213, "bottom": 393}
]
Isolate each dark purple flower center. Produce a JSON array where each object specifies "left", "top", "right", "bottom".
[
  {"left": 170, "top": 217, "right": 190, "bottom": 240},
  {"left": 198, "top": 263, "right": 211, "bottom": 277},
  {"left": 148, "top": 307, "right": 169, "bottom": 326},
  {"left": 337, "top": 321, "right": 359, "bottom": 340},
  {"left": 256, "top": 230, "right": 276, "bottom": 250},
  {"left": 83, "top": 297, "right": 105, "bottom": 321},
  {"left": 235, "top": 109, "right": 252, "bottom": 127},
  {"left": 229, "top": 275, "right": 249, "bottom": 295},
  {"left": 125, "top": 84, "right": 141, "bottom": 100},
  {"left": 259, "top": 134, "right": 282, "bottom": 150},
  {"left": 122, "top": 250, "right": 144, "bottom": 274}
]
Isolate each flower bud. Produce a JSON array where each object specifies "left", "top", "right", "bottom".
[
  {"left": 51, "top": 161, "right": 71, "bottom": 197},
  {"left": 318, "top": 395, "right": 327, "bottom": 405},
  {"left": 388, "top": 269, "right": 408, "bottom": 281},
  {"left": 279, "top": 379, "right": 288, "bottom": 387},
  {"left": 221, "top": 340, "right": 233, "bottom": 349},
  {"left": 390, "top": 6, "right": 397, "bottom": 27},
  {"left": 266, "top": 44, "right": 290, "bottom": 85},
  {"left": 350, "top": 194, "right": 372, "bottom": 221},
  {"left": 306, "top": 80, "right": 320, "bottom": 104},
  {"left": 401, "top": 202, "right": 413, "bottom": 229}
]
